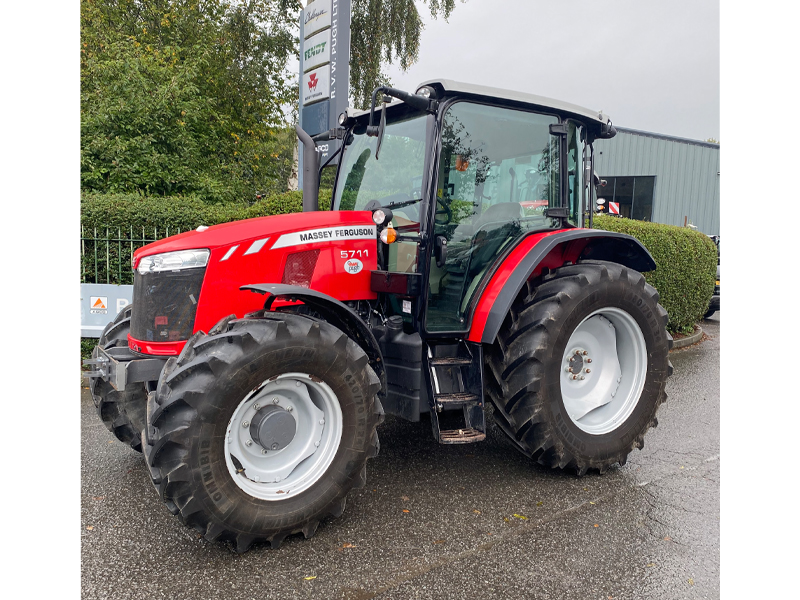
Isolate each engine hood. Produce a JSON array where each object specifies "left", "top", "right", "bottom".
[{"left": 133, "top": 210, "right": 375, "bottom": 265}]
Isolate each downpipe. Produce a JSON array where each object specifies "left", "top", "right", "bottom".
[{"left": 296, "top": 125, "right": 320, "bottom": 212}]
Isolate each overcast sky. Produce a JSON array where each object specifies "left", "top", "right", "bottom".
[{"left": 380, "top": 0, "right": 719, "bottom": 142}]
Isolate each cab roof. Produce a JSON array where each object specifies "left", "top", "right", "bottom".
[{"left": 350, "top": 78, "right": 614, "bottom": 138}]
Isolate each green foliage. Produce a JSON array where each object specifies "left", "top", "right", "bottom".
[
  {"left": 81, "top": 338, "right": 97, "bottom": 363},
  {"left": 81, "top": 0, "right": 301, "bottom": 202},
  {"left": 592, "top": 215, "right": 717, "bottom": 333},
  {"left": 350, "top": 0, "right": 465, "bottom": 109},
  {"left": 81, "top": 191, "right": 331, "bottom": 285},
  {"left": 81, "top": 189, "right": 332, "bottom": 231}
]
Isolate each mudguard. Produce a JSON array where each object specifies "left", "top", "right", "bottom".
[
  {"left": 468, "top": 229, "right": 657, "bottom": 344},
  {"left": 242, "top": 283, "right": 387, "bottom": 399}
]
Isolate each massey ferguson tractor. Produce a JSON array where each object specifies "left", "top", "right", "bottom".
[{"left": 86, "top": 79, "right": 672, "bottom": 552}]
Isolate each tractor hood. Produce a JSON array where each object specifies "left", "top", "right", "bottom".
[
  {"left": 130, "top": 209, "right": 379, "bottom": 348},
  {"left": 133, "top": 210, "right": 376, "bottom": 266}
]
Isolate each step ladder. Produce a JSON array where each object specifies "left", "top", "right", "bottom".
[{"left": 425, "top": 341, "right": 486, "bottom": 444}]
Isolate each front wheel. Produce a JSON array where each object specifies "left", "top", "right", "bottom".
[
  {"left": 142, "top": 313, "right": 383, "bottom": 552},
  {"left": 486, "top": 261, "right": 672, "bottom": 474}
]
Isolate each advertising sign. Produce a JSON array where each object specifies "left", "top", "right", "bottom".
[
  {"left": 303, "top": 29, "right": 331, "bottom": 73},
  {"left": 302, "top": 66, "right": 331, "bottom": 105},
  {"left": 81, "top": 283, "right": 133, "bottom": 337},
  {"left": 303, "top": 0, "right": 331, "bottom": 39}
]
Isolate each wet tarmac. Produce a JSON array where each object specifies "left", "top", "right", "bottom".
[{"left": 81, "top": 315, "right": 719, "bottom": 599}]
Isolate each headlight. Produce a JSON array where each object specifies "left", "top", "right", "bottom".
[{"left": 137, "top": 249, "right": 210, "bottom": 274}]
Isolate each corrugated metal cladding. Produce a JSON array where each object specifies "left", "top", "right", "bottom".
[{"left": 593, "top": 128, "right": 720, "bottom": 235}]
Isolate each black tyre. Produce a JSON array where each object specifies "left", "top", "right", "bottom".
[
  {"left": 486, "top": 261, "right": 672, "bottom": 474},
  {"left": 89, "top": 304, "right": 149, "bottom": 452},
  {"left": 704, "top": 309, "right": 716, "bottom": 319},
  {"left": 142, "top": 313, "right": 383, "bottom": 552}
]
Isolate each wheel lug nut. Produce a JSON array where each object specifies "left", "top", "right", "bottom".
[
  {"left": 271, "top": 443, "right": 279, "bottom": 450},
  {"left": 572, "top": 375, "right": 578, "bottom": 380},
  {"left": 261, "top": 448, "right": 268, "bottom": 455},
  {"left": 253, "top": 403, "right": 260, "bottom": 410},
  {"left": 580, "top": 376, "right": 585, "bottom": 380},
  {"left": 272, "top": 397, "right": 279, "bottom": 404},
  {"left": 242, "top": 421, "right": 249, "bottom": 428},
  {"left": 582, "top": 351, "right": 588, "bottom": 355},
  {"left": 245, "top": 440, "right": 253, "bottom": 446},
  {"left": 568, "top": 368, "right": 573, "bottom": 373},
  {"left": 585, "top": 369, "right": 591, "bottom": 373},
  {"left": 287, "top": 406, "right": 293, "bottom": 412},
  {"left": 587, "top": 358, "right": 592, "bottom": 363}
]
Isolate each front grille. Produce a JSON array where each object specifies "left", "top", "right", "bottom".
[{"left": 131, "top": 268, "right": 206, "bottom": 342}]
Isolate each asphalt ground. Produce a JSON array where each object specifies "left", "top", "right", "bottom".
[{"left": 81, "top": 315, "right": 719, "bottom": 600}]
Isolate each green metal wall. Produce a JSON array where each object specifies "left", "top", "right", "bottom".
[{"left": 593, "top": 128, "right": 720, "bottom": 236}]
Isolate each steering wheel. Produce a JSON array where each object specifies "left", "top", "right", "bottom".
[{"left": 435, "top": 197, "right": 452, "bottom": 223}]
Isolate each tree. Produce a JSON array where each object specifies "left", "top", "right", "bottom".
[
  {"left": 350, "top": 0, "right": 464, "bottom": 109},
  {"left": 81, "top": 0, "right": 301, "bottom": 202}
]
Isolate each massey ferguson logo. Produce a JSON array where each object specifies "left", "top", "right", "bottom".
[
  {"left": 308, "top": 73, "right": 319, "bottom": 91},
  {"left": 344, "top": 258, "right": 363, "bottom": 274}
]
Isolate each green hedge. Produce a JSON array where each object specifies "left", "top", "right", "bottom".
[
  {"left": 81, "top": 190, "right": 333, "bottom": 232},
  {"left": 592, "top": 215, "right": 717, "bottom": 333}
]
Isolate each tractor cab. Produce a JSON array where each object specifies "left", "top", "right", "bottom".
[{"left": 329, "top": 80, "right": 614, "bottom": 337}]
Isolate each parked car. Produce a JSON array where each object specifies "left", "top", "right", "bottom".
[{"left": 705, "top": 235, "right": 719, "bottom": 318}]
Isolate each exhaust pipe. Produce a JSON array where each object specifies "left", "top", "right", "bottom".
[{"left": 296, "top": 125, "right": 320, "bottom": 212}]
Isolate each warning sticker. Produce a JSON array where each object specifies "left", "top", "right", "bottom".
[{"left": 90, "top": 296, "right": 108, "bottom": 315}]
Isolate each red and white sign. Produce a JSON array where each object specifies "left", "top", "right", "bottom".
[
  {"left": 609, "top": 202, "right": 620, "bottom": 215},
  {"left": 302, "top": 66, "right": 330, "bottom": 106}
]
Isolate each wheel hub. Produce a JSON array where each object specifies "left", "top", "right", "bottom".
[
  {"left": 224, "top": 373, "right": 342, "bottom": 500},
  {"left": 250, "top": 405, "right": 296, "bottom": 451},
  {"left": 560, "top": 310, "right": 647, "bottom": 435}
]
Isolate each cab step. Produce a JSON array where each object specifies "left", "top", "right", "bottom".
[
  {"left": 439, "top": 428, "right": 486, "bottom": 444},
  {"left": 425, "top": 341, "right": 486, "bottom": 445},
  {"left": 434, "top": 392, "right": 480, "bottom": 409}
]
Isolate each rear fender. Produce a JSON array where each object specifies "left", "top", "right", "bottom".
[
  {"left": 468, "top": 230, "right": 656, "bottom": 344},
  {"left": 242, "top": 284, "right": 387, "bottom": 399}
]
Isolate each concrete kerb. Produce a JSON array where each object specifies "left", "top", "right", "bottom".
[{"left": 670, "top": 324, "right": 704, "bottom": 350}]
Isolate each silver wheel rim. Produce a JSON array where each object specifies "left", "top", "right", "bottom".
[
  {"left": 224, "top": 372, "right": 343, "bottom": 501},
  {"left": 560, "top": 308, "right": 648, "bottom": 435}
]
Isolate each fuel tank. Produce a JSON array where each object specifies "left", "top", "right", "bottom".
[{"left": 129, "top": 211, "right": 378, "bottom": 355}]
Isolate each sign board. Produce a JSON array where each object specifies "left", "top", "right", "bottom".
[
  {"left": 303, "top": 0, "right": 331, "bottom": 38},
  {"left": 298, "top": 0, "right": 350, "bottom": 172},
  {"left": 81, "top": 283, "right": 133, "bottom": 337},
  {"left": 303, "top": 29, "right": 330, "bottom": 72},
  {"left": 609, "top": 201, "right": 620, "bottom": 215},
  {"left": 303, "top": 66, "right": 331, "bottom": 105}
]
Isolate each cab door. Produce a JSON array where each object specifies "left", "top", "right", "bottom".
[{"left": 424, "top": 101, "right": 565, "bottom": 334}]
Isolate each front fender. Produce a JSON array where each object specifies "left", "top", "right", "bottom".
[
  {"left": 468, "top": 229, "right": 656, "bottom": 344},
  {"left": 241, "top": 284, "right": 387, "bottom": 399}
]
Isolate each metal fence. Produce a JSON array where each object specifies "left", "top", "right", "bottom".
[{"left": 80, "top": 225, "right": 181, "bottom": 285}]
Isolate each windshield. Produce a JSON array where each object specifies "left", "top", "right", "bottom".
[
  {"left": 334, "top": 111, "right": 429, "bottom": 274},
  {"left": 334, "top": 112, "right": 429, "bottom": 214}
]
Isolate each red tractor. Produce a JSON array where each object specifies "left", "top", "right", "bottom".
[{"left": 86, "top": 80, "right": 672, "bottom": 552}]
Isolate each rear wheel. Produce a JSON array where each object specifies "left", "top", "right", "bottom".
[
  {"left": 142, "top": 313, "right": 383, "bottom": 552},
  {"left": 89, "top": 304, "right": 149, "bottom": 452},
  {"left": 486, "top": 261, "right": 672, "bottom": 474}
]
